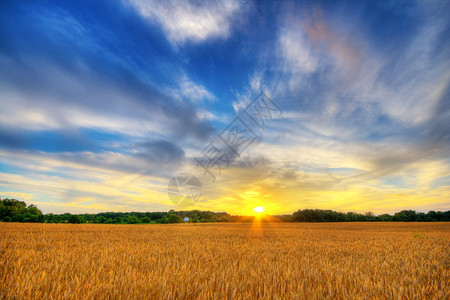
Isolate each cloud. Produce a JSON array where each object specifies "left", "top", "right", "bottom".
[
  {"left": 178, "top": 75, "right": 215, "bottom": 102},
  {"left": 275, "top": 4, "right": 365, "bottom": 92},
  {"left": 127, "top": 0, "right": 241, "bottom": 45},
  {"left": 301, "top": 6, "right": 363, "bottom": 69},
  {"left": 278, "top": 24, "right": 318, "bottom": 75},
  {"left": 135, "top": 140, "right": 185, "bottom": 167},
  {"left": 271, "top": 1, "right": 450, "bottom": 143},
  {"left": 0, "top": 140, "right": 186, "bottom": 212},
  {"left": 0, "top": 5, "right": 216, "bottom": 141},
  {"left": 165, "top": 73, "right": 215, "bottom": 103},
  {"left": 0, "top": 192, "right": 35, "bottom": 201},
  {"left": 0, "top": 58, "right": 215, "bottom": 140},
  {"left": 0, "top": 138, "right": 185, "bottom": 179},
  {"left": 0, "top": 165, "right": 175, "bottom": 214}
]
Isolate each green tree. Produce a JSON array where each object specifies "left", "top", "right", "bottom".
[
  {"left": 0, "top": 198, "right": 27, "bottom": 219},
  {"left": 159, "top": 216, "right": 169, "bottom": 224},
  {"left": 53, "top": 215, "right": 63, "bottom": 223},
  {"left": 125, "top": 215, "right": 141, "bottom": 224},
  {"left": 141, "top": 216, "right": 151, "bottom": 223},
  {"left": 168, "top": 213, "right": 182, "bottom": 223},
  {"left": 11, "top": 214, "right": 24, "bottom": 222},
  {"left": 379, "top": 214, "right": 392, "bottom": 221},
  {"left": 189, "top": 214, "right": 199, "bottom": 223},
  {"left": 93, "top": 216, "right": 107, "bottom": 223},
  {"left": 68, "top": 215, "right": 85, "bottom": 224},
  {"left": 45, "top": 213, "right": 55, "bottom": 223},
  {"left": 26, "top": 204, "right": 42, "bottom": 216}
]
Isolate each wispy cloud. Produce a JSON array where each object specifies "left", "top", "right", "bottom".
[
  {"left": 127, "top": 0, "right": 242, "bottom": 45},
  {"left": 278, "top": 22, "right": 318, "bottom": 87},
  {"left": 0, "top": 6, "right": 216, "bottom": 140}
]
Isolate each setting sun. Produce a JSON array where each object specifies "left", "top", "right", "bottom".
[{"left": 254, "top": 206, "right": 264, "bottom": 214}]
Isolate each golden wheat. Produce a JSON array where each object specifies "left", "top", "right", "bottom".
[{"left": 0, "top": 222, "right": 449, "bottom": 299}]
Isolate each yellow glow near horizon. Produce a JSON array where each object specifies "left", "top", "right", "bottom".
[{"left": 254, "top": 206, "right": 264, "bottom": 214}]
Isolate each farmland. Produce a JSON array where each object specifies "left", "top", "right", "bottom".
[{"left": 1, "top": 222, "right": 449, "bottom": 299}]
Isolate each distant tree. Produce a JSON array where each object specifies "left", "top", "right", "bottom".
[
  {"left": 346, "top": 212, "right": 358, "bottom": 222},
  {"left": 189, "top": 214, "right": 199, "bottom": 223},
  {"left": 393, "top": 212, "right": 404, "bottom": 221},
  {"left": 393, "top": 210, "right": 417, "bottom": 222},
  {"left": 379, "top": 214, "right": 392, "bottom": 222},
  {"left": 444, "top": 211, "right": 450, "bottom": 221},
  {"left": 364, "top": 212, "right": 376, "bottom": 221},
  {"left": 11, "top": 214, "right": 23, "bottom": 222},
  {"left": 53, "top": 215, "right": 63, "bottom": 223},
  {"left": 426, "top": 211, "right": 437, "bottom": 221},
  {"left": 24, "top": 214, "right": 40, "bottom": 223},
  {"left": 403, "top": 210, "right": 417, "bottom": 221},
  {"left": 26, "top": 204, "right": 42, "bottom": 216},
  {"left": 0, "top": 198, "right": 27, "bottom": 219},
  {"left": 0, "top": 205, "right": 10, "bottom": 220},
  {"left": 416, "top": 212, "right": 426, "bottom": 222},
  {"left": 159, "top": 216, "right": 169, "bottom": 224},
  {"left": 168, "top": 213, "right": 182, "bottom": 223},
  {"left": 93, "top": 216, "right": 107, "bottom": 223},
  {"left": 45, "top": 213, "right": 54, "bottom": 223},
  {"left": 435, "top": 211, "right": 445, "bottom": 221},
  {"left": 141, "top": 216, "right": 151, "bottom": 223},
  {"left": 125, "top": 215, "right": 141, "bottom": 224},
  {"left": 68, "top": 215, "right": 85, "bottom": 224},
  {"left": 293, "top": 209, "right": 343, "bottom": 222}
]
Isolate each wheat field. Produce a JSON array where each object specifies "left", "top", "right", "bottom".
[{"left": 0, "top": 222, "right": 449, "bottom": 299}]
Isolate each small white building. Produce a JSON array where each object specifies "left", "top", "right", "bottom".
[{"left": 183, "top": 217, "right": 189, "bottom": 223}]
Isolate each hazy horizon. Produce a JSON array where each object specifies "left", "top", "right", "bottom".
[{"left": 1, "top": 0, "right": 449, "bottom": 215}]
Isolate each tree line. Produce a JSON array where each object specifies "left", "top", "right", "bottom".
[
  {"left": 282, "top": 209, "right": 450, "bottom": 222},
  {"left": 0, "top": 198, "right": 449, "bottom": 224},
  {"left": 0, "top": 198, "right": 235, "bottom": 224}
]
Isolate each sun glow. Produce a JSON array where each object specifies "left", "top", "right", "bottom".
[{"left": 254, "top": 206, "right": 264, "bottom": 214}]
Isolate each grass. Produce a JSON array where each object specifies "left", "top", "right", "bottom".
[{"left": 0, "top": 222, "right": 449, "bottom": 299}]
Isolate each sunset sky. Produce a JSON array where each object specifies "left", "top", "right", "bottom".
[{"left": 1, "top": 0, "right": 449, "bottom": 215}]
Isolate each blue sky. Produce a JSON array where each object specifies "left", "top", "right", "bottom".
[{"left": 0, "top": 0, "right": 449, "bottom": 215}]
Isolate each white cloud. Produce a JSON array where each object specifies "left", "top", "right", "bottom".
[
  {"left": 0, "top": 86, "right": 168, "bottom": 137},
  {"left": 161, "top": 73, "right": 215, "bottom": 104},
  {"left": 0, "top": 53, "right": 215, "bottom": 140},
  {"left": 178, "top": 74, "right": 215, "bottom": 102},
  {"left": 231, "top": 72, "right": 272, "bottom": 113},
  {"left": 196, "top": 109, "right": 218, "bottom": 121},
  {"left": 334, "top": 10, "right": 450, "bottom": 127},
  {"left": 275, "top": 22, "right": 319, "bottom": 93},
  {"left": 279, "top": 27, "right": 317, "bottom": 75},
  {"left": 250, "top": 72, "right": 262, "bottom": 92},
  {"left": 127, "top": 0, "right": 241, "bottom": 45},
  {"left": 273, "top": 1, "right": 450, "bottom": 130}
]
